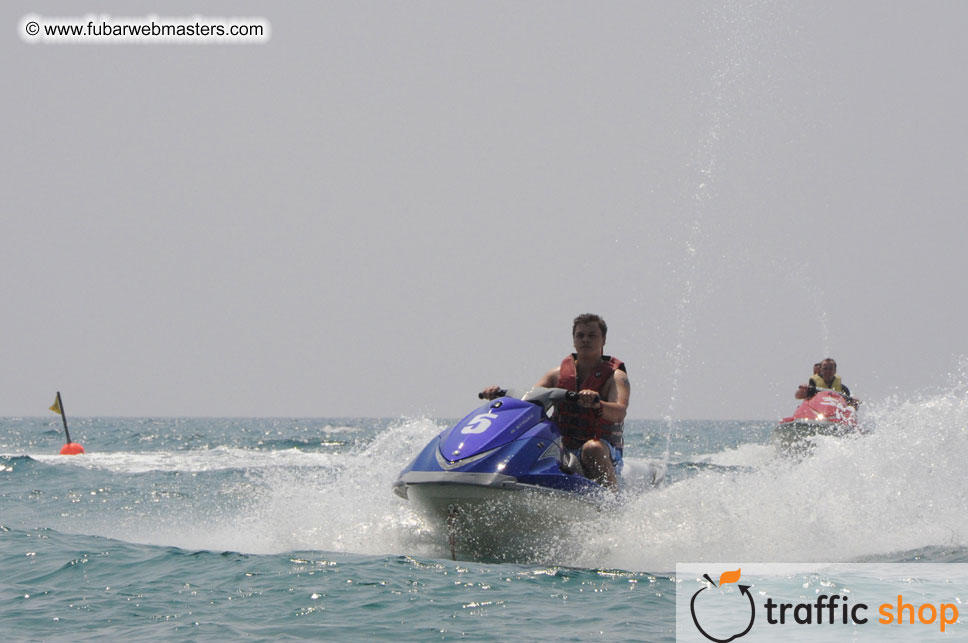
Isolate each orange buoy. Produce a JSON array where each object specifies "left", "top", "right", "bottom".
[
  {"left": 50, "top": 393, "right": 86, "bottom": 455},
  {"left": 60, "top": 442, "right": 85, "bottom": 455}
]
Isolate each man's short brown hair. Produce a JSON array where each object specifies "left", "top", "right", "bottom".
[{"left": 572, "top": 313, "right": 607, "bottom": 338}]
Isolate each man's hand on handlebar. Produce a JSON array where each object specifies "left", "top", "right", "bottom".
[
  {"left": 479, "top": 386, "right": 507, "bottom": 400},
  {"left": 576, "top": 389, "right": 602, "bottom": 408}
]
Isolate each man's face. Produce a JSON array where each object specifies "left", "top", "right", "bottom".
[
  {"left": 573, "top": 322, "right": 605, "bottom": 355},
  {"left": 819, "top": 360, "right": 837, "bottom": 381}
]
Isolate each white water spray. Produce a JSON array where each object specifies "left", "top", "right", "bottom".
[
  {"left": 596, "top": 378, "right": 968, "bottom": 572},
  {"left": 661, "top": 1, "right": 772, "bottom": 462}
]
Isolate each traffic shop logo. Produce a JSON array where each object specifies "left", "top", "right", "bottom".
[
  {"left": 689, "top": 569, "right": 755, "bottom": 642},
  {"left": 686, "top": 567, "right": 960, "bottom": 640}
]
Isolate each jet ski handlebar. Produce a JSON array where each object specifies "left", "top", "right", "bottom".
[
  {"left": 566, "top": 391, "right": 601, "bottom": 404},
  {"left": 479, "top": 388, "right": 599, "bottom": 404}
]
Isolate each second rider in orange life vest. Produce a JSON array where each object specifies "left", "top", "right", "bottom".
[{"left": 480, "top": 313, "right": 629, "bottom": 489}]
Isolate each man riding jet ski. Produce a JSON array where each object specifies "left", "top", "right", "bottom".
[
  {"left": 795, "top": 358, "right": 860, "bottom": 407},
  {"left": 776, "top": 357, "right": 862, "bottom": 453},
  {"left": 480, "top": 313, "right": 628, "bottom": 490},
  {"left": 394, "top": 313, "right": 650, "bottom": 560}
]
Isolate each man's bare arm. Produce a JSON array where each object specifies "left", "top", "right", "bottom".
[
  {"left": 601, "top": 369, "right": 629, "bottom": 424},
  {"left": 535, "top": 367, "right": 560, "bottom": 389}
]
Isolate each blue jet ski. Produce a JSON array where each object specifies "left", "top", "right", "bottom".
[{"left": 393, "top": 387, "right": 633, "bottom": 560}]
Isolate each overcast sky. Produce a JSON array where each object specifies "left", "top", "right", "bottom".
[{"left": 4, "top": 1, "right": 967, "bottom": 419}]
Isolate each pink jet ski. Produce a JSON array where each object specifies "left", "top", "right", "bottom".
[{"left": 772, "top": 389, "right": 860, "bottom": 453}]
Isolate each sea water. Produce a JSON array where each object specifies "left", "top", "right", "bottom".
[{"left": 2, "top": 384, "right": 967, "bottom": 641}]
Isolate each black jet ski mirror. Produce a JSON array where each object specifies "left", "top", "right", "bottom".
[
  {"left": 521, "top": 386, "right": 567, "bottom": 413},
  {"left": 521, "top": 387, "right": 599, "bottom": 414}
]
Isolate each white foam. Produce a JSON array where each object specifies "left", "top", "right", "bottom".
[
  {"left": 591, "top": 383, "right": 968, "bottom": 571},
  {"left": 30, "top": 446, "right": 337, "bottom": 474},
  {"left": 122, "top": 417, "right": 447, "bottom": 556},
  {"left": 51, "top": 381, "right": 968, "bottom": 569}
]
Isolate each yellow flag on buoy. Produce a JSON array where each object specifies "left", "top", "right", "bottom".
[{"left": 48, "top": 391, "right": 84, "bottom": 454}]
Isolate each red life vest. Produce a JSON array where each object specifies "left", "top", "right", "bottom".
[{"left": 556, "top": 354, "right": 626, "bottom": 450}]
